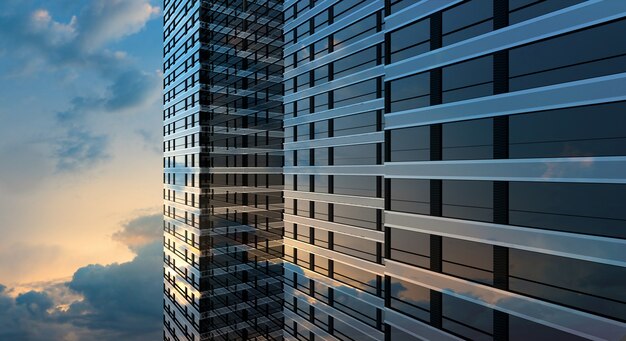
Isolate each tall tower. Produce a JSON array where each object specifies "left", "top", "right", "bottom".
[
  {"left": 164, "top": 0, "right": 626, "bottom": 340},
  {"left": 282, "top": 0, "right": 626, "bottom": 340},
  {"left": 163, "top": 0, "right": 284, "bottom": 340}
]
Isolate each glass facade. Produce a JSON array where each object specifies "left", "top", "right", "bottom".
[
  {"left": 165, "top": 0, "right": 626, "bottom": 340},
  {"left": 163, "top": 0, "right": 284, "bottom": 340}
]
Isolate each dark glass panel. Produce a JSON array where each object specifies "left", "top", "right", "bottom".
[
  {"left": 389, "top": 179, "right": 430, "bottom": 215},
  {"left": 510, "top": 249, "right": 626, "bottom": 321},
  {"left": 442, "top": 118, "right": 493, "bottom": 160},
  {"left": 334, "top": 143, "right": 378, "bottom": 165},
  {"left": 442, "top": 0, "right": 493, "bottom": 46},
  {"left": 390, "top": 18, "right": 430, "bottom": 63},
  {"left": 390, "top": 126, "right": 430, "bottom": 162},
  {"left": 334, "top": 292, "right": 378, "bottom": 328},
  {"left": 389, "top": 228, "right": 430, "bottom": 268},
  {"left": 442, "top": 180, "right": 493, "bottom": 222},
  {"left": 442, "top": 55, "right": 493, "bottom": 103},
  {"left": 509, "top": 101, "right": 626, "bottom": 158},
  {"left": 334, "top": 111, "right": 378, "bottom": 137},
  {"left": 334, "top": 175, "right": 378, "bottom": 197},
  {"left": 334, "top": 233, "right": 378, "bottom": 262},
  {"left": 509, "top": 0, "right": 586, "bottom": 25},
  {"left": 333, "top": 79, "right": 378, "bottom": 108},
  {"left": 510, "top": 19, "right": 626, "bottom": 91},
  {"left": 334, "top": 47, "right": 377, "bottom": 79},
  {"left": 389, "top": 72, "right": 430, "bottom": 112},
  {"left": 390, "top": 277, "right": 430, "bottom": 322},
  {"left": 334, "top": 204, "right": 378, "bottom": 230},
  {"left": 443, "top": 294, "right": 494, "bottom": 341},
  {"left": 509, "top": 182, "right": 626, "bottom": 238},
  {"left": 442, "top": 237, "right": 493, "bottom": 285},
  {"left": 509, "top": 315, "right": 589, "bottom": 341},
  {"left": 389, "top": 326, "right": 423, "bottom": 341},
  {"left": 333, "top": 14, "right": 377, "bottom": 50}
]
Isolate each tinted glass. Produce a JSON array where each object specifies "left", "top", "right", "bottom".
[
  {"left": 390, "top": 277, "right": 431, "bottom": 322},
  {"left": 442, "top": 55, "right": 493, "bottom": 103},
  {"left": 509, "top": 182, "right": 626, "bottom": 238},
  {"left": 510, "top": 19, "right": 626, "bottom": 91},
  {"left": 443, "top": 180, "right": 493, "bottom": 222},
  {"left": 390, "top": 126, "right": 430, "bottom": 162},
  {"left": 509, "top": 101, "right": 626, "bottom": 158},
  {"left": 389, "top": 228, "right": 430, "bottom": 268},
  {"left": 442, "top": 118, "right": 493, "bottom": 160},
  {"left": 389, "top": 72, "right": 430, "bottom": 112},
  {"left": 510, "top": 249, "right": 626, "bottom": 321},
  {"left": 390, "top": 179, "right": 430, "bottom": 215}
]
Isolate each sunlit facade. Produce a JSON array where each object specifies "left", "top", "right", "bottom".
[
  {"left": 283, "top": 0, "right": 626, "bottom": 340},
  {"left": 163, "top": 0, "right": 284, "bottom": 340},
  {"left": 165, "top": 0, "right": 626, "bottom": 340}
]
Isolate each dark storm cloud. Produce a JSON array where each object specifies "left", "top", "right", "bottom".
[{"left": 63, "top": 242, "right": 162, "bottom": 337}]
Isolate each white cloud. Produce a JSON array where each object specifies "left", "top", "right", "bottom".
[{"left": 78, "top": 0, "right": 161, "bottom": 51}]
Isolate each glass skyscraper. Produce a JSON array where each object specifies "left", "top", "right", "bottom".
[
  {"left": 164, "top": 0, "right": 626, "bottom": 340},
  {"left": 163, "top": 0, "right": 284, "bottom": 340}
]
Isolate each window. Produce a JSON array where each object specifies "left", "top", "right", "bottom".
[
  {"left": 443, "top": 294, "right": 493, "bottom": 340},
  {"left": 389, "top": 179, "right": 430, "bottom": 215},
  {"left": 333, "top": 261, "right": 378, "bottom": 295},
  {"left": 334, "top": 291, "right": 379, "bottom": 327},
  {"left": 388, "top": 72, "right": 430, "bottom": 112},
  {"left": 334, "top": 47, "right": 377, "bottom": 79},
  {"left": 509, "top": 101, "right": 626, "bottom": 158},
  {"left": 389, "top": 228, "right": 430, "bottom": 268},
  {"left": 509, "top": 19, "right": 626, "bottom": 91},
  {"left": 334, "top": 204, "right": 378, "bottom": 230},
  {"left": 389, "top": 18, "right": 430, "bottom": 63},
  {"left": 333, "top": 14, "right": 377, "bottom": 50},
  {"left": 509, "top": 0, "right": 586, "bottom": 25},
  {"left": 334, "top": 175, "right": 378, "bottom": 197},
  {"left": 509, "top": 182, "right": 626, "bottom": 238},
  {"left": 333, "top": 79, "right": 378, "bottom": 108},
  {"left": 334, "top": 143, "right": 378, "bottom": 165},
  {"left": 334, "top": 233, "right": 378, "bottom": 262},
  {"left": 442, "top": 118, "right": 493, "bottom": 160},
  {"left": 389, "top": 277, "right": 430, "bottom": 322},
  {"left": 442, "top": 55, "right": 493, "bottom": 103},
  {"left": 313, "top": 175, "right": 329, "bottom": 193},
  {"left": 442, "top": 237, "right": 493, "bottom": 285},
  {"left": 510, "top": 249, "right": 626, "bottom": 321},
  {"left": 442, "top": 180, "right": 493, "bottom": 222},
  {"left": 509, "top": 315, "right": 589, "bottom": 341},
  {"left": 390, "top": 126, "right": 430, "bottom": 162},
  {"left": 334, "top": 111, "right": 378, "bottom": 137},
  {"left": 442, "top": 0, "right": 493, "bottom": 46}
]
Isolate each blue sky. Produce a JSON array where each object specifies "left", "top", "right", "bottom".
[{"left": 0, "top": 0, "right": 164, "bottom": 339}]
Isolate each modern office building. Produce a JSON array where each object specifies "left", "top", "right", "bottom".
[
  {"left": 163, "top": 0, "right": 284, "bottom": 340},
  {"left": 165, "top": 0, "right": 626, "bottom": 340}
]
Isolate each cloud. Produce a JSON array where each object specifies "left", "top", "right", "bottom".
[
  {"left": 0, "top": 1, "right": 160, "bottom": 74},
  {"left": 55, "top": 128, "right": 109, "bottom": 171},
  {"left": 112, "top": 213, "right": 162, "bottom": 252},
  {"left": 104, "top": 69, "right": 160, "bottom": 111},
  {"left": 64, "top": 242, "right": 162, "bottom": 337},
  {"left": 0, "top": 1, "right": 162, "bottom": 173},
  {"left": 77, "top": 0, "right": 161, "bottom": 51},
  {"left": 0, "top": 213, "right": 163, "bottom": 341}
]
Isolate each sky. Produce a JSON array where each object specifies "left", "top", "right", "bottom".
[{"left": 0, "top": 0, "right": 164, "bottom": 339}]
